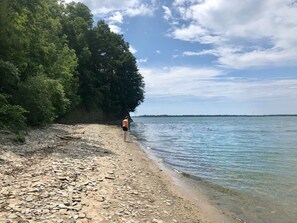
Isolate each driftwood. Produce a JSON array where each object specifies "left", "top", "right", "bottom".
[{"left": 56, "top": 134, "right": 81, "bottom": 140}]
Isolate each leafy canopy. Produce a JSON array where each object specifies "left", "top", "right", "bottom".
[{"left": 0, "top": 0, "right": 145, "bottom": 132}]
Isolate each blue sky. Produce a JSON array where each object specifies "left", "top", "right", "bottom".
[{"left": 65, "top": 0, "right": 297, "bottom": 115}]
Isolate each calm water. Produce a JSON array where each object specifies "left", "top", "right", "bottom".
[{"left": 131, "top": 116, "right": 297, "bottom": 223}]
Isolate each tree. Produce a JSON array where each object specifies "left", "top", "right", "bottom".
[
  {"left": 0, "top": 0, "right": 79, "bottom": 127},
  {"left": 0, "top": 60, "right": 20, "bottom": 96},
  {"left": 17, "top": 75, "right": 70, "bottom": 126},
  {"left": 61, "top": 2, "right": 93, "bottom": 55},
  {"left": 60, "top": 2, "right": 94, "bottom": 110},
  {"left": 0, "top": 0, "right": 145, "bottom": 130},
  {"left": 88, "top": 20, "right": 145, "bottom": 116},
  {"left": 0, "top": 60, "right": 27, "bottom": 133},
  {"left": 0, "top": 94, "right": 27, "bottom": 133},
  {"left": 117, "top": 52, "right": 145, "bottom": 113}
]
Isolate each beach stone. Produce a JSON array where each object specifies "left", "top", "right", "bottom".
[
  {"left": 0, "top": 124, "right": 205, "bottom": 223},
  {"left": 8, "top": 213, "right": 18, "bottom": 219},
  {"left": 97, "top": 196, "right": 105, "bottom": 202},
  {"left": 2, "top": 189, "right": 11, "bottom": 196},
  {"left": 73, "top": 214, "right": 79, "bottom": 220},
  {"left": 152, "top": 219, "right": 163, "bottom": 223},
  {"left": 105, "top": 176, "right": 116, "bottom": 180},
  {"left": 76, "top": 219, "right": 88, "bottom": 223},
  {"left": 59, "top": 209, "right": 68, "bottom": 215},
  {"left": 25, "top": 196, "right": 34, "bottom": 202},
  {"left": 43, "top": 209, "right": 50, "bottom": 214},
  {"left": 58, "top": 204, "right": 68, "bottom": 209},
  {"left": 78, "top": 213, "right": 86, "bottom": 218}
]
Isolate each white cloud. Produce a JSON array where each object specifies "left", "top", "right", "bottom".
[
  {"left": 140, "top": 66, "right": 223, "bottom": 97},
  {"left": 168, "top": 0, "right": 297, "bottom": 69},
  {"left": 137, "top": 58, "right": 148, "bottom": 63},
  {"left": 171, "top": 24, "right": 219, "bottom": 43},
  {"left": 162, "top": 6, "right": 172, "bottom": 21},
  {"left": 107, "top": 12, "right": 124, "bottom": 33},
  {"left": 125, "top": 4, "right": 154, "bottom": 17},
  {"left": 65, "top": 0, "right": 155, "bottom": 37},
  {"left": 140, "top": 66, "right": 297, "bottom": 101},
  {"left": 183, "top": 49, "right": 219, "bottom": 56},
  {"left": 129, "top": 45, "right": 137, "bottom": 54},
  {"left": 108, "top": 24, "right": 122, "bottom": 34},
  {"left": 65, "top": 0, "right": 154, "bottom": 16},
  {"left": 156, "top": 50, "right": 161, "bottom": 54},
  {"left": 108, "top": 11, "right": 123, "bottom": 24},
  {"left": 65, "top": 0, "right": 137, "bottom": 14},
  {"left": 184, "top": 47, "right": 297, "bottom": 69},
  {"left": 173, "top": 0, "right": 203, "bottom": 7},
  {"left": 218, "top": 48, "right": 297, "bottom": 69}
]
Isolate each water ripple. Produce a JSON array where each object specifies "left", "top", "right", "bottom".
[{"left": 131, "top": 116, "right": 297, "bottom": 223}]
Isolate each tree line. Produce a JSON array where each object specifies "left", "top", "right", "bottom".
[{"left": 0, "top": 0, "right": 145, "bottom": 136}]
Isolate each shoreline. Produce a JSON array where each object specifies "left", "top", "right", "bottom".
[
  {"left": 1, "top": 124, "right": 238, "bottom": 222},
  {"left": 132, "top": 137, "right": 242, "bottom": 223}
]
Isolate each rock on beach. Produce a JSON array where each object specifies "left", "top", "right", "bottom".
[{"left": 0, "top": 124, "right": 222, "bottom": 223}]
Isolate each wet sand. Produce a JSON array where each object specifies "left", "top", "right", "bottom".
[{"left": 0, "top": 124, "right": 239, "bottom": 222}]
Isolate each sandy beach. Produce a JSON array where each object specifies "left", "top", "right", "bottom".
[{"left": 0, "top": 124, "right": 239, "bottom": 223}]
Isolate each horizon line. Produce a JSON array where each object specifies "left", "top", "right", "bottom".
[{"left": 132, "top": 114, "right": 297, "bottom": 117}]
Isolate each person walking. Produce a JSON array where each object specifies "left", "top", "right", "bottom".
[{"left": 122, "top": 116, "right": 129, "bottom": 142}]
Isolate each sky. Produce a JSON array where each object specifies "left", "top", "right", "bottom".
[{"left": 65, "top": 0, "right": 297, "bottom": 115}]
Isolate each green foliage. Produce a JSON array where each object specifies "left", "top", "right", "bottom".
[
  {"left": 0, "top": 0, "right": 12, "bottom": 62},
  {"left": 118, "top": 52, "right": 145, "bottom": 113},
  {"left": 0, "top": 60, "right": 20, "bottom": 95},
  {"left": 0, "top": 0, "right": 145, "bottom": 131},
  {"left": 0, "top": 60, "right": 27, "bottom": 133},
  {"left": 0, "top": 0, "right": 80, "bottom": 128},
  {"left": 0, "top": 94, "right": 27, "bottom": 133},
  {"left": 17, "top": 75, "right": 70, "bottom": 126},
  {"left": 87, "top": 21, "right": 145, "bottom": 115},
  {"left": 14, "top": 131, "right": 26, "bottom": 144},
  {"left": 47, "top": 44, "right": 80, "bottom": 108},
  {"left": 61, "top": 2, "right": 94, "bottom": 110},
  {"left": 61, "top": 2, "right": 92, "bottom": 60}
]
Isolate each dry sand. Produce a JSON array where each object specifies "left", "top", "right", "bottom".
[{"left": 0, "top": 124, "right": 240, "bottom": 223}]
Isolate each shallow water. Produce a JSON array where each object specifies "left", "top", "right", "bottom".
[{"left": 131, "top": 116, "right": 297, "bottom": 223}]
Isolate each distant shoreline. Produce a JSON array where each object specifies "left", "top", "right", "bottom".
[{"left": 133, "top": 114, "right": 297, "bottom": 117}]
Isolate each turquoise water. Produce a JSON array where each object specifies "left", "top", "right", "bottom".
[{"left": 131, "top": 116, "right": 297, "bottom": 223}]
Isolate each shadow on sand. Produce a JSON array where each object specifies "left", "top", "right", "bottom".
[{"left": 0, "top": 124, "right": 114, "bottom": 161}]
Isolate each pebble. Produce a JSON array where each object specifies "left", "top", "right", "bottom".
[
  {"left": 152, "top": 219, "right": 164, "bottom": 223},
  {"left": 0, "top": 125, "right": 191, "bottom": 223},
  {"left": 0, "top": 147, "right": 100, "bottom": 222}
]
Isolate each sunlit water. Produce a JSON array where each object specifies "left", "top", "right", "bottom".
[{"left": 131, "top": 116, "right": 297, "bottom": 223}]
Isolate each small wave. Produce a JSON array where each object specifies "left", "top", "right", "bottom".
[
  {"left": 286, "top": 130, "right": 297, "bottom": 132},
  {"left": 173, "top": 168, "right": 182, "bottom": 174},
  {"left": 179, "top": 171, "right": 203, "bottom": 181},
  {"left": 165, "top": 160, "right": 191, "bottom": 169},
  {"left": 150, "top": 147, "right": 176, "bottom": 154},
  {"left": 179, "top": 171, "right": 243, "bottom": 197},
  {"left": 135, "top": 136, "right": 148, "bottom": 142},
  {"left": 132, "top": 116, "right": 297, "bottom": 222}
]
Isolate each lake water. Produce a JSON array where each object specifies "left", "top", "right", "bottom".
[{"left": 130, "top": 116, "right": 297, "bottom": 223}]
